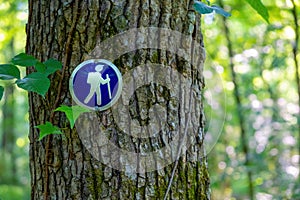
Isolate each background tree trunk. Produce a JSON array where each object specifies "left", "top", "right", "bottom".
[
  {"left": 1, "top": 40, "right": 17, "bottom": 184},
  {"left": 26, "top": 0, "right": 209, "bottom": 199}
]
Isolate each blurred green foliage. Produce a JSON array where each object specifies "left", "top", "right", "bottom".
[
  {"left": 0, "top": 185, "right": 29, "bottom": 200},
  {"left": 0, "top": 0, "right": 30, "bottom": 199},
  {"left": 0, "top": 0, "right": 299, "bottom": 200},
  {"left": 203, "top": 0, "right": 300, "bottom": 199}
]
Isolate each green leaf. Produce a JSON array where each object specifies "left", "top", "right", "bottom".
[
  {"left": 16, "top": 72, "right": 50, "bottom": 97},
  {"left": 35, "top": 122, "right": 62, "bottom": 140},
  {"left": 44, "top": 58, "right": 62, "bottom": 76},
  {"left": 194, "top": 1, "right": 231, "bottom": 17},
  {"left": 55, "top": 105, "right": 90, "bottom": 128},
  {"left": 0, "top": 86, "right": 3, "bottom": 101},
  {"left": 245, "top": 0, "right": 269, "bottom": 23},
  {"left": 11, "top": 53, "right": 37, "bottom": 67},
  {"left": 0, "top": 64, "right": 20, "bottom": 80},
  {"left": 211, "top": 5, "right": 231, "bottom": 17},
  {"left": 194, "top": 1, "right": 213, "bottom": 14},
  {"left": 34, "top": 61, "right": 46, "bottom": 73}
]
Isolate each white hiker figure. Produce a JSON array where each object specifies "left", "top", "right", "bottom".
[{"left": 84, "top": 64, "right": 111, "bottom": 105}]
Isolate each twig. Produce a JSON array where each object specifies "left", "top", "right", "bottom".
[
  {"left": 43, "top": 0, "right": 80, "bottom": 199},
  {"left": 53, "top": 0, "right": 79, "bottom": 111},
  {"left": 164, "top": 13, "right": 199, "bottom": 199},
  {"left": 163, "top": 83, "right": 193, "bottom": 200}
]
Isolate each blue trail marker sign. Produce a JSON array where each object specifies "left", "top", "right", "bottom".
[{"left": 69, "top": 59, "right": 122, "bottom": 111}]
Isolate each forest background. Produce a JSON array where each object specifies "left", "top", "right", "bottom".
[{"left": 0, "top": 0, "right": 299, "bottom": 199}]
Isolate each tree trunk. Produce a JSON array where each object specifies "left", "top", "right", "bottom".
[{"left": 26, "top": 0, "right": 209, "bottom": 199}]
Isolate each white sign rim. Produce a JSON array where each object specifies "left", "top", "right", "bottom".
[{"left": 69, "top": 59, "right": 123, "bottom": 111}]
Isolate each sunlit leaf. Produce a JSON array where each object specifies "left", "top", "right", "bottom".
[
  {"left": 55, "top": 105, "right": 90, "bottom": 128},
  {"left": 44, "top": 58, "right": 62, "bottom": 76},
  {"left": 0, "top": 86, "right": 3, "bottom": 101},
  {"left": 245, "top": 0, "right": 269, "bottom": 23},
  {"left": 35, "top": 122, "right": 62, "bottom": 140},
  {"left": 194, "top": 1, "right": 231, "bottom": 17},
  {"left": 0, "top": 64, "right": 20, "bottom": 80},
  {"left": 16, "top": 72, "right": 50, "bottom": 97},
  {"left": 11, "top": 53, "right": 37, "bottom": 67},
  {"left": 211, "top": 5, "right": 231, "bottom": 17},
  {"left": 194, "top": 1, "right": 214, "bottom": 14}
]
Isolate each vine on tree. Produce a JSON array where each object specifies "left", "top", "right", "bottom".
[{"left": 0, "top": 53, "right": 89, "bottom": 140}]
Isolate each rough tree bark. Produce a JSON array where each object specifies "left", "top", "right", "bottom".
[{"left": 26, "top": 0, "right": 209, "bottom": 199}]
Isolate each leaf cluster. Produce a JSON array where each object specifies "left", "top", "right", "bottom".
[
  {"left": 0, "top": 53, "right": 62, "bottom": 99},
  {"left": 37, "top": 105, "right": 90, "bottom": 140}
]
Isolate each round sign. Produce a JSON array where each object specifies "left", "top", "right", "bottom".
[{"left": 69, "top": 59, "right": 122, "bottom": 111}]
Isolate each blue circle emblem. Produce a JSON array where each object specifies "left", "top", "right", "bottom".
[{"left": 69, "top": 59, "right": 122, "bottom": 111}]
